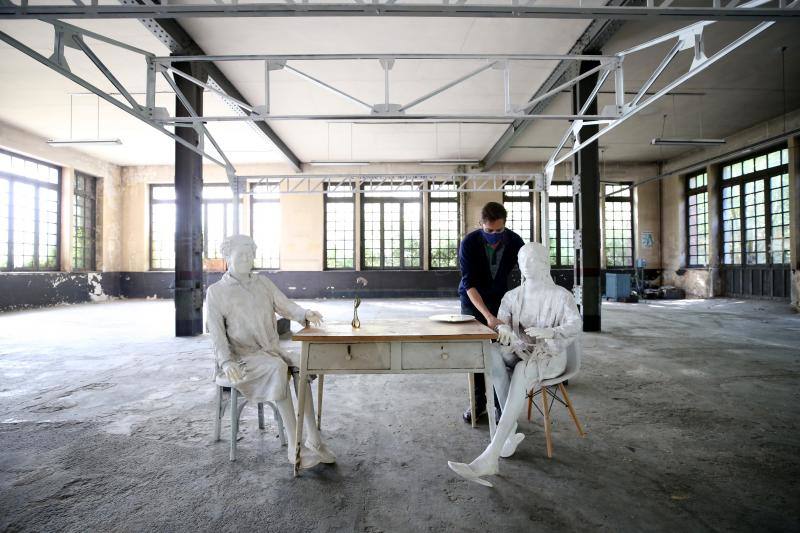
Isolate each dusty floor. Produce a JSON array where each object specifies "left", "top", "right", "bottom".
[{"left": 0, "top": 297, "right": 799, "bottom": 532}]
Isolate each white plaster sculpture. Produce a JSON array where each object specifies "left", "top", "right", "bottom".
[
  {"left": 448, "top": 241, "right": 582, "bottom": 487},
  {"left": 206, "top": 234, "right": 335, "bottom": 469}
]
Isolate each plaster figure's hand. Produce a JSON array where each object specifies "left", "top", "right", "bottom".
[
  {"left": 486, "top": 316, "right": 503, "bottom": 331},
  {"left": 222, "top": 360, "right": 246, "bottom": 383},
  {"left": 524, "top": 326, "right": 555, "bottom": 340},
  {"left": 496, "top": 325, "right": 514, "bottom": 346},
  {"left": 305, "top": 310, "right": 324, "bottom": 327}
]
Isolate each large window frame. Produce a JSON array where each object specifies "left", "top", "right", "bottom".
[
  {"left": 360, "top": 181, "right": 422, "bottom": 270},
  {"left": 502, "top": 182, "right": 533, "bottom": 242},
  {"left": 603, "top": 182, "right": 634, "bottom": 269},
  {"left": 428, "top": 182, "right": 460, "bottom": 269},
  {"left": 686, "top": 171, "right": 709, "bottom": 267},
  {"left": 720, "top": 145, "right": 790, "bottom": 266},
  {"left": 323, "top": 182, "right": 356, "bottom": 271},
  {"left": 73, "top": 172, "right": 97, "bottom": 271},
  {"left": 250, "top": 182, "right": 281, "bottom": 270},
  {"left": 0, "top": 148, "right": 61, "bottom": 272},
  {"left": 149, "top": 185, "right": 176, "bottom": 271},
  {"left": 548, "top": 182, "right": 574, "bottom": 268}
]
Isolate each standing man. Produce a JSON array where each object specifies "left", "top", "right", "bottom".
[{"left": 458, "top": 201, "right": 525, "bottom": 424}]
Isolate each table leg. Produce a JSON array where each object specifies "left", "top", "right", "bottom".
[
  {"left": 316, "top": 374, "right": 324, "bottom": 431},
  {"left": 467, "top": 373, "right": 476, "bottom": 429},
  {"left": 294, "top": 344, "right": 310, "bottom": 477},
  {"left": 484, "top": 341, "right": 496, "bottom": 441}
]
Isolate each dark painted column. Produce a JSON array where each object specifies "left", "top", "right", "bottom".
[
  {"left": 173, "top": 61, "right": 205, "bottom": 337},
  {"left": 573, "top": 59, "right": 601, "bottom": 332}
]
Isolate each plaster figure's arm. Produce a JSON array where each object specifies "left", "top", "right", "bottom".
[
  {"left": 206, "top": 288, "right": 234, "bottom": 368},
  {"left": 497, "top": 292, "right": 513, "bottom": 326},
  {"left": 265, "top": 278, "right": 312, "bottom": 324},
  {"left": 542, "top": 291, "right": 583, "bottom": 355}
]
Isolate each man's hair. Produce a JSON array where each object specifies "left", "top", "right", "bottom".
[
  {"left": 220, "top": 234, "right": 257, "bottom": 259},
  {"left": 481, "top": 201, "right": 507, "bottom": 222}
]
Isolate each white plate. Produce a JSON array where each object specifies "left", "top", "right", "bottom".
[{"left": 428, "top": 314, "right": 475, "bottom": 323}]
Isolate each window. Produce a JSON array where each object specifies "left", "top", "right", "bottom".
[
  {"left": 0, "top": 149, "right": 60, "bottom": 271},
  {"left": 251, "top": 182, "right": 280, "bottom": 270},
  {"left": 73, "top": 172, "right": 97, "bottom": 271},
  {"left": 149, "top": 184, "right": 240, "bottom": 270},
  {"left": 324, "top": 183, "right": 355, "bottom": 270},
  {"left": 429, "top": 183, "right": 460, "bottom": 269},
  {"left": 686, "top": 172, "right": 708, "bottom": 267},
  {"left": 547, "top": 183, "right": 574, "bottom": 267},
  {"left": 150, "top": 185, "right": 176, "bottom": 270},
  {"left": 502, "top": 183, "right": 533, "bottom": 241},
  {"left": 721, "top": 146, "right": 790, "bottom": 266},
  {"left": 603, "top": 183, "right": 633, "bottom": 268},
  {"left": 361, "top": 182, "right": 421, "bottom": 269}
]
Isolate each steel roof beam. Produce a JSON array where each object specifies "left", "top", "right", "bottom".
[{"left": 1, "top": 2, "right": 798, "bottom": 20}]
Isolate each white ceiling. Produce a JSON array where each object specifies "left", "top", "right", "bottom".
[{"left": 0, "top": 12, "right": 797, "bottom": 170}]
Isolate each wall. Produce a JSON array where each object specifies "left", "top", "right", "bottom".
[
  {"left": 0, "top": 122, "right": 123, "bottom": 309},
  {"left": 658, "top": 109, "right": 800, "bottom": 301}
]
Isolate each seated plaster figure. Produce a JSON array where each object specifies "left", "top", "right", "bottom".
[
  {"left": 206, "top": 234, "right": 334, "bottom": 469},
  {"left": 448, "top": 241, "right": 582, "bottom": 487}
]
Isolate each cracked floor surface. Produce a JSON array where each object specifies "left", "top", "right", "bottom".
[{"left": 1, "top": 297, "right": 799, "bottom": 532}]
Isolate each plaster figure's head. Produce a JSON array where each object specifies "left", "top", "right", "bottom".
[
  {"left": 518, "top": 242, "right": 551, "bottom": 283},
  {"left": 221, "top": 234, "right": 257, "bottom": 276}
]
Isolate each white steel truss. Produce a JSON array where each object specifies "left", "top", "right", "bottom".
[
  {"left": 1, "top": 0, "right": 798, "bottom": 21},
  {"left": 239, "top": 172, "right": 548, "bottom": 195},
  {"left": 543, "top": 0, "right": 784, "bottom": 185}
]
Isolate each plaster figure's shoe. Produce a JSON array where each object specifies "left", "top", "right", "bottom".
[
  {"left": 500, "top": 433, "right": 525, "bottom": 458},
  {"left": 307, "top": 441, "right": 336, "bottom": 464},
  {"left": 447, "top": 461, "right": 496, "bottom": 487},
  {"left": 292, "top": 445, "right": 321, "bottom": 470}
]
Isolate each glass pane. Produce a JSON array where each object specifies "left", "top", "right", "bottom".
[{"left": 252, "top": 200, "right": 281, "bottom": 269}]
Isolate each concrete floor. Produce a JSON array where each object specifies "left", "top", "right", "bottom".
[{"left": 1, "top": 297, "right": 799, "bottom": 532}]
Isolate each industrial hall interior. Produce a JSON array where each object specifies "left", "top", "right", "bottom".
[{"left": 1, "top": 0, "right": 799, "bottom": 531}]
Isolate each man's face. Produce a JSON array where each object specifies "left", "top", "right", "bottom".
[
  {"left": 481, "top": 218, "right": 506, "bottom": 234},
  {"left": 228, "top": 246, "right": 255, "bottom": 276}
]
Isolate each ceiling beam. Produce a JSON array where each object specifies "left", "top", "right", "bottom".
[
  {"left": 122, "top": 1, "right": 302, "bottom": 171},
  {"left": 1, "top": 2, "right": 797, "bottom": 20},
  {"left": 480, "top": 16, "right": 626, "bottom": 170}
]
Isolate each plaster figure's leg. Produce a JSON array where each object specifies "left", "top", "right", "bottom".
[
  {"left": 490, "top": 344, "right": 512, "bottom": 407},
  {"left": 292, "top": 374, "right": 336, "bottom": 464},
  {"left": 274, "top": 396, "right": 321, "bottom": 470},
  {"left": 448, "top": 363, "right": 530, "bottom": 486},
  {"left": 489, "top": 347, "right": 524, "bottom": 458}
]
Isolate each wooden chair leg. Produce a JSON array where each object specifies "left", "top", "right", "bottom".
[
  {"left": 316, "top": 375, "right": 324, "bottom": 431},
  {"left": 526, "top": 390, "right": 533, "bottom": 421},
  {"left": 559, "top": 382, "right": 585, "bottom": 437},
  {"left": 541, "top": 386, "right": 553, "bottom": 459},
  {"left": 467, "top": 373, "right": 477, "bottom": 429}
]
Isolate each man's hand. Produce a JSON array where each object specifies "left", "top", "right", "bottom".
[
  {"left": 524, "top": 326, "right": 555, "bottom": 340},
  {"left": 222, "top": 361, "right": 246, "bottom": 383},
  {"left": 486, "top": 315, "right": 503, "bottom": 331},
  {"left": 496, "top": 325, "right": 514, "bottom": 346},
  {"left": 305, "top": 310, "right": 324, "bottom": 327}
]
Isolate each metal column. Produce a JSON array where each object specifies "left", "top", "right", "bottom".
[
  {"left": 573, "top": 59, "right": 602, "bottom": 332},
  {"left": 174, "top": 61, "right": 205, "bottom": 337}
]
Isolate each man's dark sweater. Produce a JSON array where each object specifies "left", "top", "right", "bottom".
[{"left": 458, "top": 228, "right": 525, "bottom": 317}]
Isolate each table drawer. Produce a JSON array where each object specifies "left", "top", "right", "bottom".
[
  {"left": 401, "top": 341, "right": 484, "bottom": 370},
  {"left": 307, "top": 342, "right": 391, "bottom": 371}
]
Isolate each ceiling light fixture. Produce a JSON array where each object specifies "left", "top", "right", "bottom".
[
  {"left": 650, "top": 138, "right": 726, "bottom": 146},
  {"left": 47, "top": 138, "right": 123, "bottom": 146}
]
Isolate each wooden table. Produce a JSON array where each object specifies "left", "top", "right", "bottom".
[{"left": 291, "top": 318, "right": 497, "bottom": 475}]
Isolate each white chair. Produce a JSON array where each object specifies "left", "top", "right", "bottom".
[
  {"left": 525, "top": 342, "right": 586, "bottom": 458},
  {"left": 213, "top": 370, "right": 288, "bottom": 462}
]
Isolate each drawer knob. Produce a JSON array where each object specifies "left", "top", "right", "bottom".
[
  {"left": 441, "top": 352, "right": 449, "bottom": 360},
  {"left": 345, "top": 355, "right": 352, "bottom": 361}
]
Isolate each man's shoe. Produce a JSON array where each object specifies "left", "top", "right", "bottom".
[{"left": 462, "top": 406, "right": 487, "bottom": 424}]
